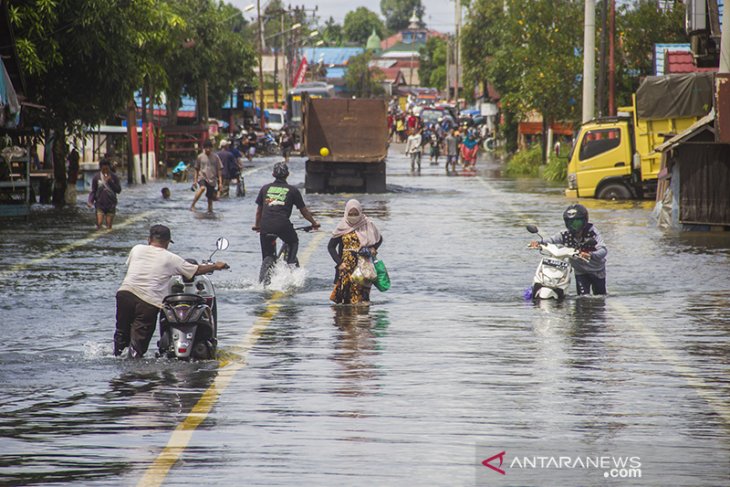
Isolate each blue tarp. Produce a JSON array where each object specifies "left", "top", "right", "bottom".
[
  {"left": 325, "top": 67, "right": 346, "bottom": 79},
  {"left": 299, "top": 47, "right": 363, "bottom": 67},
  {"left": 133, "top": 91, "right": 196, "bottom": 113}
]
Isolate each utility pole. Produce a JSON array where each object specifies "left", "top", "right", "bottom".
[
  {"left": 597, "top": 0, "right": 608, "bottom": 117},
  {"left": 281, "top": 11, "right": 287, "bottom": 102},
  {"left": 608, "top": 0, "right": 615, "bottom": 115},
  {"left": 446, "top": 36, "right": 451, "bottom": 97},
  {"left": 257, "top": 0, "right": 265, "bottom": 130},
  {"left": 582, "top": 0, "right": 596, "bottom": 123},
  {"left": 454, "top": 0, "right": 461, "bottom": 105}
]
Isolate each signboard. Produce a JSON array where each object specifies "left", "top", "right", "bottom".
[{"left": 292, "top": 57, "right": 308, "bottom": 89}]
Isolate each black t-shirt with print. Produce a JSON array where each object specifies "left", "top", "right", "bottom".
[{"left": 256, "top": 179, "right": 305, "bottom": 230}]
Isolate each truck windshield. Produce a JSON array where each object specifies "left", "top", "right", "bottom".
[{"left": 579, "top": 128, "right": 621, "bottom": 161}]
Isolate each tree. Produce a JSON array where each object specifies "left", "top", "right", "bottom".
[
  {"left": 344, "top": 51, "right": 385, "bottom": 98},
  {"left": 10, "top": 0, "right": 178, "bottom": 204},
  {"left": 418, "top": 37, "right": 447, "bottom": 89},
  {"left": 380, "top": 0, "right": 425, "bottom": 33},
  {"left": 343, "top": 7, "right": 386, "bottom": 46},
  {"left": 463, "top": 0, "right": 583, "bottom": 160},
  {"left": 615, "top": 0, "right": 687, "bottom": 105},
  {"left": 321, "top": 16, "right": 344, "bottom": 46}
]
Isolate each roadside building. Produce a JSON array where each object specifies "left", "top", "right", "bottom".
[{"left": 653, "top": 111, "right": 730, "bottom": 230}]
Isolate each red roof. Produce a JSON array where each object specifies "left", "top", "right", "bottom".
[{"left": 665, "top": 51, "right": 717, "bottom": 74}]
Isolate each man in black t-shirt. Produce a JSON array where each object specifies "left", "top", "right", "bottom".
[{"left": 253, "top": 162, "right": 320, "bottom": 265}]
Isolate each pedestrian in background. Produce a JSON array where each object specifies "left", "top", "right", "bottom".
[
  {"left": 190, "top": 139, "right": 223, "bottom": 213},
  {"left": 405, "top": 128, "right": 423, "bottom": 172},
  {"left": 445, "top": 130, "right": 458, "bottom": 173},
  {"left": 87, "top": 158, "right": 121, "bottom": 230},
  {"left": 216, "top": 139, "right": 237, "bottom": 198}
]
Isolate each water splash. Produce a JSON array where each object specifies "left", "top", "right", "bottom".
[
  {"left": 82, "top": 341, "right": 112, "bottom": 360},
  {"left": 265, "top": 260, "right": 307, "bottom": 292}
]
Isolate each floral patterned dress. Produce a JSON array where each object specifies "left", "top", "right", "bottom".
[{"left": 330, "top": 232, "right": 370, "bottom": 304}]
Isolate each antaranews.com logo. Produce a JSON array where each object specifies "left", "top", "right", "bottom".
[{"left": 482, "top": 450, "right": 642, "bottom": 479}]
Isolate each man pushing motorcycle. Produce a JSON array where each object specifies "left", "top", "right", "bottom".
[
  {"left": 114, "top": 224, "right": 228, "bottom": 358},
  {"left": 529, "top": 204, "right": 608, "bottom": 296}
]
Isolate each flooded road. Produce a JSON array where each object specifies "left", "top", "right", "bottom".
[{"left": 1, "top": 147, "right": 729, "bottom": 486}]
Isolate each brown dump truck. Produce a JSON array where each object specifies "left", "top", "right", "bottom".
[{"left": 303, "top": 97, "right": 387, "bottom": 193}]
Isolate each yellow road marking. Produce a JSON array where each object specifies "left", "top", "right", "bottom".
[
  {"left": 138, "top": 227, "right": 328, "bottom": 487},
  {"left": 610, "top": 301, "right": 730, "bottom": 426},
  {"left": 0, "top": 210, "right": 155, "bottom": 280}
]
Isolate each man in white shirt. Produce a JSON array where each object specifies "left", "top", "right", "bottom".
[{"left": 114, "top": 224, "right": 228, "bottom": 358}]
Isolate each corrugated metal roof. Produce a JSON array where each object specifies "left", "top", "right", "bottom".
[
  {"left": 299, "top": 47, "right": 363, "bottom": 66},
  {"left": 655, "top": 43, "right": 691, "bottom": 75}
]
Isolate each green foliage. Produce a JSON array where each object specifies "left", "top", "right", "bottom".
[
  {"left": 505, "top": 144, "right": 542, "bottom": 177},
  {"left": 615, "top": 1, "right": 687, "bottom": 100},
  {"left": 343, "top": 7, "right": 386, "bottom": 46},
  {"left": 419, "top": 37, "right": 447, "bottom": 89},
  {"left": 10, "top": 0, "right": 256, "bottom": 129},
  {"left": 543, "top": 154, "right": 568, "bottom": 182},
  {"left": 321, "top": 16, "right": 344, "bottom": 46},
  {"left": 380, "top": 0, "right": 424, "bottom": 33},
  {"left": 344, "top": 51, "right": 385, "bottom": 98}
]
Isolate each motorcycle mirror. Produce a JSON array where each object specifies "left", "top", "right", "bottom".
[
  {"left": 526, "top": 224, "right": 539, "bottom": 234},
  {"left": 216, "top": 237, "right": 229, "bottom": 251},
  {"left": 208, "top": 237, "right": 229, "bottom": 261}
]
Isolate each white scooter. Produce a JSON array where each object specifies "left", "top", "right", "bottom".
[{"left": 526, "top": 224, "right": 592, "bottom": 301}]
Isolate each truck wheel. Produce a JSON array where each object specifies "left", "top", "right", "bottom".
[
  {"left": 597, "top": 183, "right": 632, "bottom": 200},
  {"left": 366, "top": 174, "right": 387, "bottom": 193}
]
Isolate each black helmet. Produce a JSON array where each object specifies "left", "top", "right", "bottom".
[
  {"left": 272, "top": 162, "right": 289, "bottom": 179},
  {"left": 563, "top": 204, "right": 588, "bottom": 235}
]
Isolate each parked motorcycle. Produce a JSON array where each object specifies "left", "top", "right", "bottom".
[
  {"left": 526, "top": 224, "right": 592, "bottom": 301},
  {"left": 157, "top": 237, "right": 229, "bottom": 360},
  {"left": 257, "top": 130, "right": 279, "bottom": 156}
]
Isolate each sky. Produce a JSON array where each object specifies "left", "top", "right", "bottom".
[{"left": 229, "top": 0, "right": 458, "bottom": 34}]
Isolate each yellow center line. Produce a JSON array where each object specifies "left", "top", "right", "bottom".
[
  {"left": 0, "top": 210, "right": 155, "bottom": 280},
  {"left": 610, "top": 301, "right": 730, "bottom": 426},
  {"left": 138, "top": 227, "right": 329, "bottom": 487}
]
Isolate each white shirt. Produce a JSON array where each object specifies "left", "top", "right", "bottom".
[{"left": 118, "top": 244, "right": 198, "bottom": 308}]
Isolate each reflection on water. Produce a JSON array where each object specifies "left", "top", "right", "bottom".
[
  {"left": 1, "top": 153, "right": 729, "bottom": 485},
  {"left": 331, "top": 306, "right": 389, "bottom": 408}
]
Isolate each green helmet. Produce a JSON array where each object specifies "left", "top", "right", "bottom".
[{"left": 563, "top": 204, "right": 588, "bottom": 235}]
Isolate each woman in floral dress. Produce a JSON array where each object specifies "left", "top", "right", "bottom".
[{"left": 328, "top": 199, "right": 383, "bottom": 304}]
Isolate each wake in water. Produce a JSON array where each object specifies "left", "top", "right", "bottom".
[{"left": 250, "top": 259, "right": 307, "bottom": 293}]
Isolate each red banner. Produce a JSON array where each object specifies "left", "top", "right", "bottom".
[{"left": 292, "top": 57, "right": 308, "bottom": 88}]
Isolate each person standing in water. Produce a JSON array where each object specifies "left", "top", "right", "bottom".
[{"left": 327, "top": 199, "right": 383, "bottom": 305}]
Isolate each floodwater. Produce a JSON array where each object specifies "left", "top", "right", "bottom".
[{"left": 1, "top": 146, "right": 729, "bottom": 486}]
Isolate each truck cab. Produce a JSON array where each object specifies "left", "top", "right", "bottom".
[{"left": 566, "top": 115, "right": 635, "bottom": 199}]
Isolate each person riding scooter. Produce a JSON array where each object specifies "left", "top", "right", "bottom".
[
  {"left": 252, "top": 162, "right": 320, "bottom": 266},
  {"left": 529, "top": 204, "right": 608, "bottom": 295}
]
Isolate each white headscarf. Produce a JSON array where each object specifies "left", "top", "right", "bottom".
[{"left": 331, "top": 199, "right": 381, "bottom": 248}]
